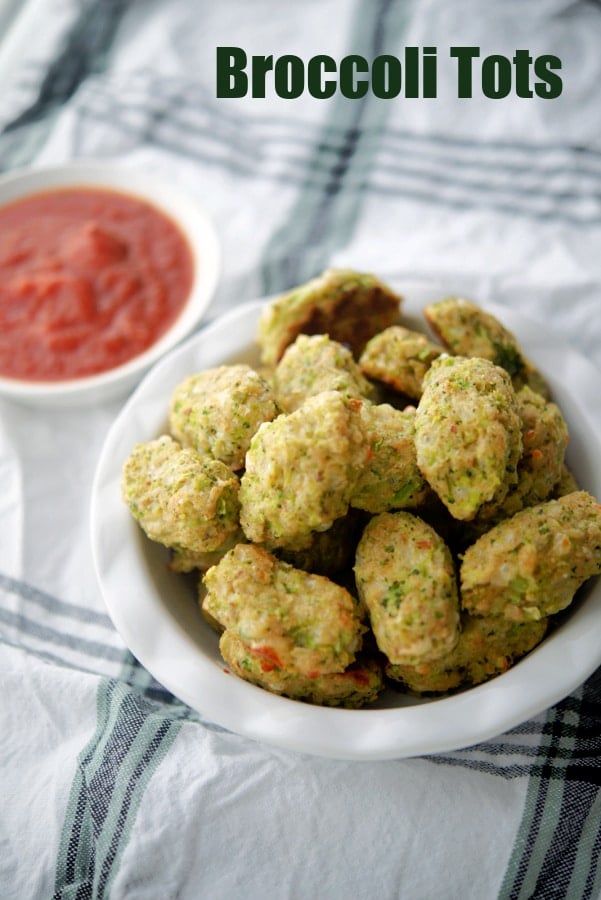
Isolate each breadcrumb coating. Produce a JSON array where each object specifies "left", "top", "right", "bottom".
[
  {"left": 203, "top": 543, "right": 366, "bottom": 677},
  {"left": 274, "top": 333, "right": 373, "bottom": 412},
  {"left": 122, "top": 435, "right": 240, "bottom": 555},
  {"left": 239, "top": 390, "right": 368, "bottom": 550},
  {"left": 415, "top": 356, "right": 522, "bottom": 521},
  {"left": 386, "top": 614, "right": 547, "bottom": 693},
  {"left": 221, "top": 631, "right": 384, "bottom": 708},
  {"left": 359, "top": 325, "right": 444, "bottom": 399},
  {"left": 258, "top": 268, "right": 402, "bottom": 366},
  {"left": 169, "top": 364, "right": 278, "bottom": 471},
  {"left": 460, "top": 491, "right": 601, "bottom": 621},
  {"left": 354, "top": 511, "right": 460, "bottom": 664}
]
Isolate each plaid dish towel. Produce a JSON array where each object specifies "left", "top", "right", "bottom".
[{"left": 1, "top": 1, "right": 601, "bottom": 898}]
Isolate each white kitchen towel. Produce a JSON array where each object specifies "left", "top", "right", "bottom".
[{"left": 1, "top": 2, "right": 600, "bottom": 898}]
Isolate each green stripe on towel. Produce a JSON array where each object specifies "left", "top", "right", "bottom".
[
  {"left": 53, "top": 679, "right": 181, "bottom": 899},
  {"left": 499, "top": 677, "right": 601, "bottom": 900},
  {"left": 260, "top": 0, "right": 415, "bottom": 295}
]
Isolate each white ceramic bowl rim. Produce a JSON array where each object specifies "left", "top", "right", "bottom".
[
  {"left": 91, "top": 286, "right": 601, "bottom": 760},
  {"left": 0, "top": 161, "right": 220, "bottom": 400}
]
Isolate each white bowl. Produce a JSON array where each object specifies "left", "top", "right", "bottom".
[
  {"left": 0, "top": 162, "right": 220, "bottom": 407},
  {"left": 90, "top": 286, "right": 601, "bottom": 760}
]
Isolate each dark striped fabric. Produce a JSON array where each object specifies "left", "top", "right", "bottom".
[
  {"left": 1, "top": 1, "right": 601, "bottom": 898},
  {"left": 52, "top": 681, "right": 182, "bottom": 900}
]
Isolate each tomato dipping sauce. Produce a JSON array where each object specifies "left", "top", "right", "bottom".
[{"left": 0, "top": 187, "right": 194, "bottom": 381}]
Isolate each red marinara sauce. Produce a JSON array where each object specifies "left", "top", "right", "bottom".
[{"left": 0, "top": 187, "right": 194, "bottom": 381}]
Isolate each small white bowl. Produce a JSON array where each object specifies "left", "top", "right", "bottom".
[
  {"left": 91, "top": 285, "right": 601, "bottom": 760},
  {"left": 0, "top": 162, "right": 220, "bottom": 407}
]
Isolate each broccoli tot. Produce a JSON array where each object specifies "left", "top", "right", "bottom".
[
  {"left": 122, "top": 435, "right": 240, "bottom": 556},
  {"left": 257, "top": 268, "right": 402, "bottom": 365},
  {"left": 460, "top": 491, "right": 601, "bottom": 621},
  {"left": 274, "top": 333, "right": 374, "bottom": 412},
  {"left": 424, "top": 296, "right": 548, "bottom": 396},
  {"left": 239, "top": 390, "right": 368, "bottom": 550},
  {"left": 203, "top": 543, "right": 366, "bottom": 677},
  {"left": 354, "top": 511, "right": 460, "bottom": 665},
  {"left": 221, "top": 631, "right": 384, "bottom": 708},
  {"left": 473, "top": 384, "right": 569, "bottom": 528},
  {"left": 386, "top": 614, "right": 548, "bottom": 693},
  {"left": 169, "top": 364, "right": 278, "bottom": 471},
  {"left": 350, "top": 403, "right": 430, "bottom": 514},
  {"left": 359, "top": 325, "right": 444, "bottom": 400},
  {"left": 414, "top": 356, "right": 522, "bottom": 521}
]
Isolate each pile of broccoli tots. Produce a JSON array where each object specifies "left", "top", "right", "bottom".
[{"left": 122, "top": 268, "right": 601, "bottom": 708}]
